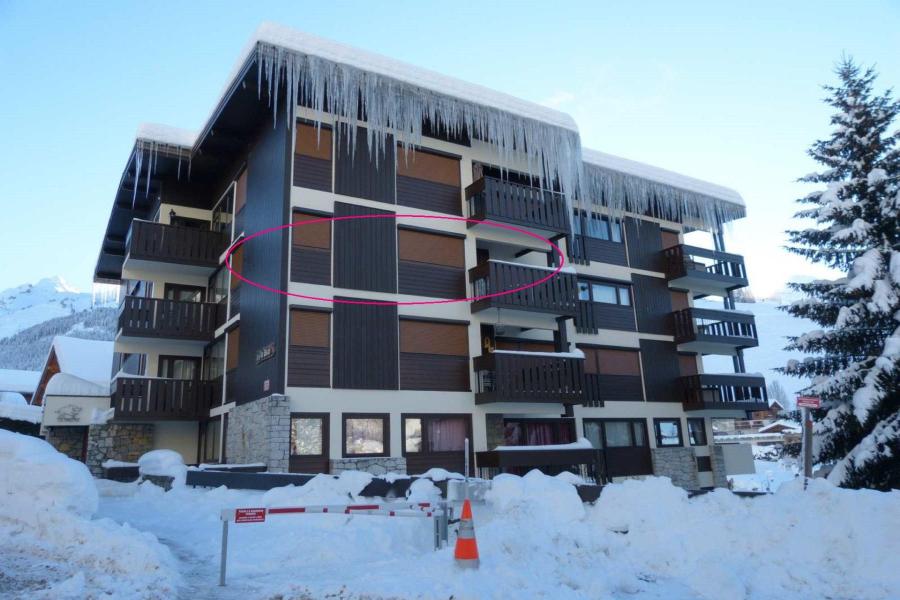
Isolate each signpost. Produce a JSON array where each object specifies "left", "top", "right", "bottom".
[{"left": 796, "top": 396, "right": 821, "bottom": 490}]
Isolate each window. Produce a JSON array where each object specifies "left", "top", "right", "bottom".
[
  {"left": 208, "top": 267, "right": 228, "bottom": 305},
  {"left": 574, "top": 213, "right": 623, "bottom": 243},
  {"left": 397, "top": 228, "right": 465, "bottom": 298},
  {"left": 581, "top": 280, "right": 632, "bottom": 306},
  {"left": 291, "top": 416, "right": 325, "bottom": 456},
  {"left": 157, "top": 356, "right": 199, "bottom": 380},
  {"left": 654, "top": 419, "right": 683, "bottom": 447},
  {"left": 687, "top": 418, "right": 707, "bottom": 446},
  {"left": 343, "top": 414, "right": 389, "bottom": 457},
  {"left": 399, "top": 319, "right": 469, "bottom": 391},
  {"left": 403, "top": 415, "right": 469, "bottom": 454},
  {"left": 288, "top": 309, "right": 330, "bottom": 387},
  {"left": 164, "top": 284, "right": 204, "bottom": 303},
  {"left": 583, "top": 419, "right": 647, "bottom": 449},
  {"left": 203, "top": 339, "right": 225, "bottom": 381},
  {"left": 503, "top": 419, "right": 574, "bottom": 446}
]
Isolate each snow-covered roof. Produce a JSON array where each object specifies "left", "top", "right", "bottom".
[
  {"left": 0, "top": 392, "right": 42, "bottom": 424},
  {"left": 135, "top": 123, "right": 198, "bottom": 149},
  {"left": 48, "top": 337, "right": 114, "bottom": 384},
  {"left": 0, "top": 369, "right": 40, "bottom": 394},
  {"left": 45, "top": 373, "right": 109, "bottom": 398},
  {"left": 758, "top": 420, "right": 802, "bottom": 434}
]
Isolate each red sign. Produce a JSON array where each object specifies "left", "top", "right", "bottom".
[
  {"left": 797, "top": 396, "right": 821, "bottom": 409},
  {"left": 234, "top": 508, "right": 267, "bottom": 523}
]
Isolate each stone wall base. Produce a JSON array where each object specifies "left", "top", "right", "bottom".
[
  {"left": 45, "top": 426, "right": 87, "bottom": 461},
  {"left": 651, "top": 447, "right": 700, "bottom": 490},
  {"left": 85, "top": 423, "right": 154, "bottom": 477},
  {"left": 225, "top": 394, "right": 290, "bottom": 473},
  {"left": 710, "top": 445, "right": 729, "bottom": 488},
  {"left": 330, "top": 457, "right": 407, "bottom": 475}
]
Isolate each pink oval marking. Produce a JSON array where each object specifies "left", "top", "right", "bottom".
[{"left": 224, "top": 213, "right": 566, "bottom": 306}]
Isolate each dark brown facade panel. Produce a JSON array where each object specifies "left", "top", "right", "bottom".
[
  {"left": 570, "top": 236, "right": 628, "bottom": 266},
  {"left": 661, "top": 229, "right": 680, "bottom": 249},
  {"left": 591, "top": 374, "right": 644, "bottom": 402},
  {"left": 679, "top": 353, "right": 699, "bottom": 376},
  {"left": 333, "top": 202, "right": 397, "bottom": 294},
  {"left": 332, "top": 299, "right": 399, "bottom": 390},
  {"left": 632, "top": 274, "right": 674, "bottom": 335},
  {"left": 625, "top": 217, "right": 663, "bottom": 272},
  {"left": 405, "top": 452, "right": 467, "bottom": 476},
  {"left": 398, "top": 262, "right": 465, "bottom": 299},
  {"left": 396, "top": 177, "right": 462, "bottom": 215},
  {"left": 639, "top": 339, "right": 681, "bottom": 403},
  {"left": 399, "top": 354, "right": 470, "bottom": 391},
  {"left": 290, "top": 247, "right": 331, "bottom": 286},
  {"left": 287, "top": 346, "right": 330, "bottom": 387},
  {"left": 334, "top": 125, "right": 396, "bottom": 204},
  {"left": 576, "top": 302, "right": 637, "bottom": 332},
  {"left": 582, "top": 347, "right": 641, "bottom": 376},
  {"left": 293, "top": 155, "right": 332, "bottom": 192}
]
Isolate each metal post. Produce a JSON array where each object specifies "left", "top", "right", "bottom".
[
  {"left": 439, "top": 501, "right": 449, "bottom": 547},
  {"left": 803, "top": 408, "right": 813, "bottom": 490},
  {"left": 433, "top": 513, "right": 441, "bottom": 551},
  {"left": 219, "top": 517, "right": 229, "bottom": 586},
  {"left": 464, "top": 438, "right": 470, "bottom": 500}
]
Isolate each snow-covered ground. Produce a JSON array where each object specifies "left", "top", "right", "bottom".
[
  {"left": 700, "top": 299, "right": 818, "bottom": 404},
  {"left": 729, "top": 458, "right": 800, "bottom": 493},
  {"left": 3, "top": 432, "right": 899, "bottom": 599}
]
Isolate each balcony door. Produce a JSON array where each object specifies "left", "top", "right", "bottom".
[
  {"left": 164, "top": 284, "right": 205, "bottom": 303},
  {"left": 583, "top": 419, "right": 652, "bottom": 478},
  {"left": 158, "top": 356, "right": 200, "bottom": 380}
]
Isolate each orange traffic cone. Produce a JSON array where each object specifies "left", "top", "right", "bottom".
[{"left": 454, "top": 498, "right": 480, "bottom": 569}]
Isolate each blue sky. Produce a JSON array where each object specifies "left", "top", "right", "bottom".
[{"left": 0, "top": 0, "right": 897, "bottom": 297}]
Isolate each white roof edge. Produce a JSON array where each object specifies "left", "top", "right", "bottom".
[
  {"left": 582, "top": 148, "right": 745, "bottom": 207},
  {"left": 135, "top": 123, "right": 198, "bottom": 149}
]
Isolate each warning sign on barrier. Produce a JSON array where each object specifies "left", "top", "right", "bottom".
[{"left": 234, "top": 508, "right": 266, "bottom": 523}]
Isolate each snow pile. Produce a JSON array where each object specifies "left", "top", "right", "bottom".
[
  {"left": 0, "top": 431, "right": 178, "bottom": 598},
  {"left": 405, "top": 478, "right": 442, "bottom": 504},
  {"left": 494, "top": 436, "right": 593, "bottom": 451},
  {"left": 138, "top": 449, "right": 187, "bottom": 486},
  {"left": 0, "top": 391, "right": 42, "bottom": 423},
  {"left": 262, "top": 470, "right": 373, "bottom": 506},
  {"left": 416, "top": 467, "right": 464, "bottom": 480}
]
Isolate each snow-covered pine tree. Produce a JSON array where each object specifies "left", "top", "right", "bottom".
[{"left": 782, "top": 58, "right": 900, "bottom": 491}]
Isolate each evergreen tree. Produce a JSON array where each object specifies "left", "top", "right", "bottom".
[{"left": 781, "top": 58, "right": 900, "bottom": 491}]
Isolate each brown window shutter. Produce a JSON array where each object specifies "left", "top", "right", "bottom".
[
  {"left": 226, "top": 327, "right": 240, "bottom": 370},
  {"left": 661, "top": 230, "right": 680, "bottom": 249},
  {"left": 596, "top": 348, "right": 642, "bottom": 376},
  {"left": 295, "top": 123, "right": 332, "bottom": 160},
  {"left": 581, "top": 347, "right": 600, "bottom": 374},
  {"left": 396, "top": 148, "right": 460, "bottom": 187},
  {"left": 234, "top": 169, "right": 248, "bottom": 214},
  {"left": 290, "top": 310, "right": 331, "bottom": 348},
  {"left": 400, "top": 320, "right": 468, "bottom": 356},
  {"left": 670, "top": 291, "right": 690, "bottom": 311},
  {"left": 495, "top": 339, "right": 556, "bottom": 353},
  {"left": 397, "top": 229, "right": 465, "bottom": 268},
  {"left": 229, "top": 246, "right": 243, "bottom": 289},
  {"left": 679, "top": 354, "right": 699, "bottom": 376},
  {"left": 292, "top": 211, "right": 331, "bottom": 250}
]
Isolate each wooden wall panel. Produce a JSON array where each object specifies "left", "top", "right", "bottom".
[
  {"left": 632, "top": 274, "right": 673, "bottom": 335},
  {"left": 400, "top": 320, "right": 468, "bottom": 355},
  {"left": 625, "top": 217, "right": 663, "bottom": 272},
  {"left": 399, "top": 319, "right": 469, "bottom": 391},
  {"left": 334, "top": 125, "right": 395, "bottom": 204},
  {"left": 397, "top": 228, "right": 465, "bottom": 298},
  {"left": 333, "top": 299, "right": 399, "bottom": 390},
  {"left": 287, "top": 346, "right": 330, "bottom": 387},
  {"left": 333, "top": 202, "right": 397, "bottom": 294},
  {"left": 396, "top": 148, "right": 462, "bottom": 215},
  {"left": 291, "top": 211, "right": 332, "bottom": 285},
  {"left": 290, "top": 310, "right": 330, "bottom": 347},
  {"left": 398, "top": 229, "right": 464, "bottom": 267},
  {"left": 639, "top": 340, "right": 681, "bottom": 403},
  {"left": 293, "top": 123, "right": 332, "bottom": 191}
]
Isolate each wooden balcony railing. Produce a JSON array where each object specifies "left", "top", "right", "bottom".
[
  {"left": 475, "top": 448, "right": 607, "bottom": 483},
  {"left": 469, "top": 261, "right": 577, "bottom": 316},
  {"left": 466, "top": 176, "right": 571, "bottom": 234},
  {"left": 126, "top": 220, "right": 228, "bottom": 268},
  {"left": 681, "top": 373, "right": 768, "bottom": 411},
  {"left": 111, "top": 377, "right": 220, "bottom": 421},
  {"left": 673, "top": 307, "right": 759, "bottom": 350},
  {"left": 662, "top": 244, "right": 748, "bottom": 293},
  {"left": 473, "top": 351, "right": 584, "bottom": 404},
  {"left": 118, "top": 296, "right": 220, "bottom": 341}
]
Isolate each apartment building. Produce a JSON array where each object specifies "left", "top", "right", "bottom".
[{"left": 92, "top": 23, "right": 766, "bottom": 488}]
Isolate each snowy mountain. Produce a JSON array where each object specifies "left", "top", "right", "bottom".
[
  {"left": 0, "top": 277, "right": 118, "bottom": 371},
  {"left": 700, "top": 299, "right": 817, "bottom": 409}
]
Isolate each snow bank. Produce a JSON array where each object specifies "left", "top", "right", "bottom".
[
  {"left": 415, "top": 467, "right": 464, "bottom": 481},
  {"left": 0, "top": 431, "right": 179, "bottom": 598},
  {"left": 138, "top": 449, "right": 187, "bottom": 486},
  {"left": 0, "top": 391, "right": 42, "bottom": 423},
  {"left": 262, "top": 470, "right": 373, "bottom": 506}
]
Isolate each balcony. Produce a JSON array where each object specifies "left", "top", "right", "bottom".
[
  {"left": 118, "top": 296, "right": 221, "bottom": 342},
  {"left": 681, "top": 373, "right": 768, "bottom": 412},
  {"left": 673, "top": 307, "right": 759, "bottom": 355},
  {"left": 663, "top": 244, "right": 748, "bottom": 298},
  {"left": 111, "top": 377, "right": 220, "bottom": 421},
  {"left": 475, "top": 447, "right": 606, "bottom": 482},
  {"left": 125, "top": 220, "right": 229, "bottom": 276},
  {"left": 473, "top": 351, "right": 584, "bottom": 404},
  {"left": 469, "top": 261, "right": 577, "bottom": 317},
  {"left": 466, "top": 176, "right": 571, "bottom": 236}
]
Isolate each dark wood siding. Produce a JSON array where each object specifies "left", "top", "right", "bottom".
[
  {"left": 397, "top": 228, "right": 465, "bottom": 299},
  {"left": 570, "top": 235, "right": 628, "bottom": 266},
  {"left": 333, "top": 298, "right": 399, "bottom": 390},
  {"left": 288, "top": 309, "right": 331, "bottom": 387},
  {"left": 290, "top": 211, "right": 332, "bottom": 285},
  {"left": 234, "top": 111, "right": 290, "bottom": 404},
  {"left": 334, "top": 125, "right": 395, "bottom": 204},
  {"left": 575, "top": 301, "right": 636, "bottom": 332},
  {"left": 639, "top": 340, "right": 681, "bottom": 403},
  {"left": 396, "top": 147, "right": 461, "bottom": 215},
  {"left": 625, "top": 217, "right": 663, "bottom": 272},
  {"left": 632, "top": 274, "right": 673, "bottom": 335},
  {"left": 293, "top": 122, "right": 332, "bottom": 191},
  {"left": 399, "top": 319, "right": 469, "bottom": 391},
  {"left": 333, "top": 202, "right": 397, "bottom": 294},
  {"left": 581, "top": 347, "right": 644, "bottom": 402}
]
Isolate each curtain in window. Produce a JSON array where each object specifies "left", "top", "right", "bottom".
[{"left": 427, "top": 417, "right": 466, "bottom": 451}]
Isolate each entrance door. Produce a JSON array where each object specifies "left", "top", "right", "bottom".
[
  {"left": 289, "top": 413, "right": 330, "bottom": 473},
  {"left": 583, "top": 419, "right": 652, "bottom": 478}
]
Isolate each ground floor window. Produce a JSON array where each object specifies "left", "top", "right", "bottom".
[
  {"left": 654, "top": 418, "right": 683, "bottom": 447},
  {"left": 403, "top": 415, "right": 469, "bottom": 453},
  {"left": 583, "top": 419, "right": 647, "bottom": 449},
  {"left": 503, "top": 418, "right": 575, "bottom": 446},
  {"left": 200, "top": 416, "right": 221, "bottom": 463},
  {"left": 687, "top": 418, "right": 707, "bottom": 446},
  {"left": 291, "top": 414, "right": 327, "bottom": 456},
  {"left": 343, "top": 413, "right": 389, "bottom": 457}
]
